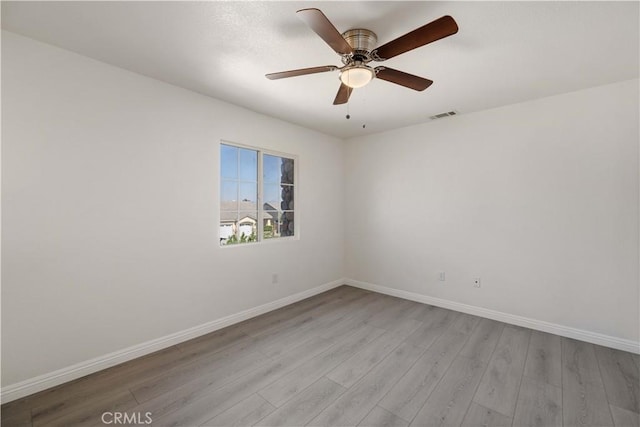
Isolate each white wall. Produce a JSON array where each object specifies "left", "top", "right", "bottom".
[
  {"left": 345, "top": 79, "right": 639, "bottom": 344},
  {"left": 1, "top": 31, "right": 345, "bottom": 387}
]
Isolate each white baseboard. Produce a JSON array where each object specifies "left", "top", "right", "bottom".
[
  {"left": 0, "top": 278, "right": 345, "bottom": 404},
  {"left": 345, "top": 278, "right": 640, "bottom": 355}
]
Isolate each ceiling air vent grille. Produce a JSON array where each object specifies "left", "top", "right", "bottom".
[{"left": 429, "top": 111, "right": 458, "bottom": 120}]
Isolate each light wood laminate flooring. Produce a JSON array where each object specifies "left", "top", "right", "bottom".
[{"left": 2, "top": 286, "right": 638, "bottom": 426}]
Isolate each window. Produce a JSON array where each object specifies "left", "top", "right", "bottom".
[{"left": 220, "top": 142, "right": 296, "bottom": 245}]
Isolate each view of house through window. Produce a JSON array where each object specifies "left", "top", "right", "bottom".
[{"left": 220, "top": 143, "right": 295, "bottom": 245}]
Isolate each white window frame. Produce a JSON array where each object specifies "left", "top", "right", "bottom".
[{"left": 219, "top": 140, "right": 298, "bottom": 246}]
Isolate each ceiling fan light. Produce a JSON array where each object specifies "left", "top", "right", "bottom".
[{"left": 340, "top": 66, "right": 374, "bottom": 88}]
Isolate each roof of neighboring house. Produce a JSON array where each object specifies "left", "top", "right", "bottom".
[{"left": 220, "top": 201, "right": 279, "bottom": 222}]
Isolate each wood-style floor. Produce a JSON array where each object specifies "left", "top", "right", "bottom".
[{"left": 2, "top": 286, "right": 639, "bottom": 427}]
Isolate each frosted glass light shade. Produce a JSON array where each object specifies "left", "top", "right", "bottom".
[{"left": 340, "top": 66, "right": 374, "bottom": 88}]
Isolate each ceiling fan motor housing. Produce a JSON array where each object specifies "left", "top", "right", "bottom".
[{"left": 341, "top": 29, "right": 377, "bottom": 63}]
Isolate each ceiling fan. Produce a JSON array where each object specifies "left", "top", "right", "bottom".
[{"left": 266, "top": 8, "right": 458, "bottom": 105}]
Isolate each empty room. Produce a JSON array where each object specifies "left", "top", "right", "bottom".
[{"left": 1, "top": 1, "right": 638, "bottom": 426}]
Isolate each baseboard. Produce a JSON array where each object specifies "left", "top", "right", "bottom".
[
  {"left": 345, "top": 278, "right": 640, "bottom": 355},
  {"left": 0, "top": 278, "right": 345, "bottom": 404}
]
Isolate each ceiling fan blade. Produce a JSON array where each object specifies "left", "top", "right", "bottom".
[
  {"left": 266, "top": 65, "right": 338, "bottom": 80},
  {"left": 375, "top": 67, "right": 433, "bottom": 91},
  {"left": 372, "top": 15, "right": 458, "bottom": 61},
  {"left": 333, "top": 83, "right": 353, "bottom": 105},
  {"left": 297, "top": 8, "right": 354, "bottom": 55}
]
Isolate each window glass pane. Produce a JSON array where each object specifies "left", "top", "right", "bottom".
[
  {"left": 263, "top": 211, "right": 279, "bottom": 239},
  {"left": 263, "top": 185, "right": 294, "bottom": 216},
  {"left": 264, "top": 155, "right": 295, "bottom": 184},
  {"left": 239, "top": 148, "right": 257, "bottom": 182},
  {"left": 280, "top": 185, "right": 294, "bottom": 211},
  {"left": 281, "top": 158, "right": 295, "bottom": 184},
  {"left": 237, "top": 212, "right": 257, "bottom": 243},
  {"left": 220, "top": 144, "right": 238, "bottom": 179},
  {"left": 239, "top": 182, "right": 257, "bottom": 211},
  {"left": 220, "top": 181, "right": 238, "bottom": 210},
  {"left": 280, "top": 211, "right": 295, "bottom": 237},
  {"left": 220, "top": 224, "right": 234, "bottom": 237},
  {"left": 263, "top": 154, "right": 280, "bottom": 184},
  {"left": 264, "top": 183, "right": 281, "bottom": 210},
  {"left": 264, "top": 212, "right": 294, "bottom": 239},
  {"left": 220, "top": 211, "right": 238, "bottom": 245}
]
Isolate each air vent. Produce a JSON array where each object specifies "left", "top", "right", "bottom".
[{"left": 429, "top": 111, "right": 458, "bottom": 120}]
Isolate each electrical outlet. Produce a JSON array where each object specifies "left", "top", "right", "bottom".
[
  {"left": 272, "top": 273, "right": 278, "bottom": 284},
  {"left": 473, "top": 277, "right": 481, "bottom": 288},
  {"left": 439, "top": 272, "right": 446, "bottom": 281}
]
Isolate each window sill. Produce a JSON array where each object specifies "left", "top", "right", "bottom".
[{"left": 219, "top": 235, "right": 299, "bottom": 249}]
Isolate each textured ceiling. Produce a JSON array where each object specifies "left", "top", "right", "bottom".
[{"left": 2, "top": 1, "right": 638, "bottom": 138}]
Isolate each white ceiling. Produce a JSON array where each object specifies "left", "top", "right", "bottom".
[{"left": 2, "top": 1, "right": 638, "bottom": 138}]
